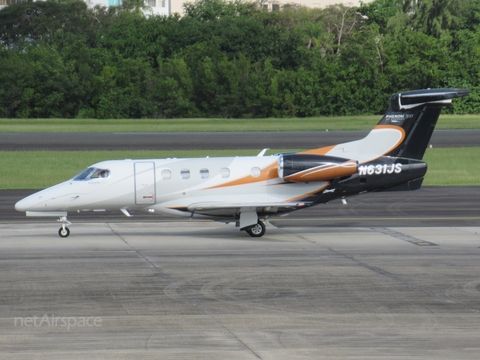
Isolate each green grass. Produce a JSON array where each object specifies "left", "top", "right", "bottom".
[
  {"left": 0, "top": 114, "right": 479, "bottom": 132},
  {"left": 1, "top": 147, "right": 478, "bottom": 189},
  {"left": 423, "top": 147, "right": 480, "bottom": 186}
]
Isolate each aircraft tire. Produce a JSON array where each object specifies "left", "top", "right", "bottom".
[
  {"left": 58, "top": 227, "right": 70, "bottom": 238},
  {"left": 247, "top": 221, "right": 266, "bottom": 237}
]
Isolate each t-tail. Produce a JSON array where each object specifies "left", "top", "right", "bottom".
[
  {"left": 278, "top": 88, "right": 469, "bottom": 201},
  {"left": 303, "top": 88, "right": 470, "bottom": 162},
  {"left": 377, "top": 88, "right": 470, "bottom": 160},
  {"left": 333, "top": 88, "right": 468, "bottom": 193}
]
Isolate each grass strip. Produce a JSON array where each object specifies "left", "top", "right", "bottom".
[
  {"left": 0, "top": 114, "right": 479, "bottom": 132},
  {"left": 423, "top": 147, "right": 480, "bottom": 186},
  {"left": 1, "top": 148, "right": 478, "bottom": 189}
]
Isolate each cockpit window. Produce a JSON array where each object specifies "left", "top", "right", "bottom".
[
  {"left": 91, "top": 169, "right": 110, "bottom": 179},
  {"left": 73, "top": 167, "right": 110, "bottom": 181},
  {"left": 73, "top": 168, "right": 95, "bottom": 181}
]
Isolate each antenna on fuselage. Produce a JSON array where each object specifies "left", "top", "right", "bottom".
[{"left": 257, "top": 148, "right": 270, "bottom": 157}]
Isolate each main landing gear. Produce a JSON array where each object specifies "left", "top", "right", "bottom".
[
  {"left": 57, "top": 216, "right": 71, "bottom": 238},
  {"left": 245, "top": 221, "right": 266, "bottom": 238}
]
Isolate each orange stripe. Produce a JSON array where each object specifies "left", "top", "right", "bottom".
[
  {"left": 207, "top": 161, "right": 279, "bottom": 189},
  {"left": 373, "top": 124, "right": 406, "bottom": 134}
]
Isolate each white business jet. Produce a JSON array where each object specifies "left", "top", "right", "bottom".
[{"left": 15, "top": 88, "right": 469, "bottom": 237}]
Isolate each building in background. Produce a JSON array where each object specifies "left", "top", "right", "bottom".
[
  {"left": 92, "top": 0, "right": 170, "bottom": 16},
  {"left": 0, "top": 0, "right": 370, "bottom": 16}
]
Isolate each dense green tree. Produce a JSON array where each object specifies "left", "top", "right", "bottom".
[
  {"left": 0, "top": 0, "right": 103, "bottom": 48},
  {"left": 358, "top": 0, "right": 402, "bottom": 30},
  {"left": 0, "top": 50, "right": 34, "bottom": 117},
  {"left": 412, "top": 0, "right": 464, "bottom": 39},
  {"left": 1, "top": 0, "right": 480, "bottom": 118},
  {"left": 152, "top": 57, "right": 199, "bottom": 118},
  {"left": 382, "top": 30, "right": 448, "bottom": 92},
  {"left": 183, "top": 0, "right": 255, "bottom": 21}
]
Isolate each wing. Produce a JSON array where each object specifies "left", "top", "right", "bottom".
[
  {"left": 187, "top": 201, "right": 310, "bottom": 216},
  {"left": 186, "top": 201, "right": 311, "bottom": 228}
]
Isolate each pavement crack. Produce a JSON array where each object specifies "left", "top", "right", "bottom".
[
  {"left": 327, "top": 247, "right": 420, "bottom": 289},
  {"left": 221, "top": 325, "right": 263, "bottom": 360},
  {"left": 105, "top": 223, "right": 162, "bottom": 273}
]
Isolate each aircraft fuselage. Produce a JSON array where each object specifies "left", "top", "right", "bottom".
[{"left": 14, "top": 88, "right": 470, "bottom": 237}]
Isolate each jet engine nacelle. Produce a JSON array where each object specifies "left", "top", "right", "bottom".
[{"left": 278, "top": 154, "right": 358, "bottom": 182}]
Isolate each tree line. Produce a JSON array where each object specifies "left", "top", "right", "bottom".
[{"left": 1, "top": 0, "right": 479, "bottom": 119}]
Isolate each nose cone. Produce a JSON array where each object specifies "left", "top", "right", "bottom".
[
  {"left": 15, "top": 180, "right": 76, "bottom": 213},
  {"left": 15, "top": 192, "right": 44, "bottom": 212},
  {"left": 15, "top": 198, "right": 27, "bottom": 212}
]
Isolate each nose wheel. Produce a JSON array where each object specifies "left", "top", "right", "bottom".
[
  {"left": 58, "top": 226, "right": 70, "bottom": 238},
  {"left": 57, "top": 216, "right": 72, "bottom": 238}
]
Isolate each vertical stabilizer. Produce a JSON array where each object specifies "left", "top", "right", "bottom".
[
  {"left": 305, "top": 88, "right": 469, "bottom": 163},
  {"left": 380, "top": 88, "right": 469, "bottom": 160}
]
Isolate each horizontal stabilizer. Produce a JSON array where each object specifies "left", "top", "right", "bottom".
[
  {"left": 392, "top": 88, "right": 470, "bottom": 110},
  {"left": 382, "top": 88, "right": 469, "bottom": 160}
]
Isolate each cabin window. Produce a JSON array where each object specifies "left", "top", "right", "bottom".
[
  {"left": 200, "top": 168, "right": 209, "bottom": 179},
  {"left": 181, "top": 169, "right": 190, "bottom": 179},
  {"left": 161, "top": 169, "right": 171, "bottom": 180},
  {"left": 251, "top": 167, "right": 261, "bottom": 178},
  {"left": 220, "top": 168, "right": 230, "bottom": 178}
]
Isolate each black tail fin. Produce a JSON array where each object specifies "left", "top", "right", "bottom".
[
  {"left": 303, "top": 88, "right": 468, "bottom": 163},
  {"left": 380, "top": 88, "right": 469, "bottom": 160}
]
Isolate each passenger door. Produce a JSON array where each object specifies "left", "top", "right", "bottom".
[{"left": 134, "top": 162, "right": 156, "bottom": 205}]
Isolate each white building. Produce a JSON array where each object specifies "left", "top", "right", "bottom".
[{"left": 90, "top": 0, "right": 170, "bottom": 16}]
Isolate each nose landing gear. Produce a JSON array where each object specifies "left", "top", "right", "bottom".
[{"left": 57, "top": 216, "right": 71, "bottom": 238}]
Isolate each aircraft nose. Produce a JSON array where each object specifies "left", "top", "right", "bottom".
[
  {"left": 15, "top": 198, "right": 28, "bottom": 212},
  {"left": 15, "top": 193, "right": 44, "bottom": 212}
]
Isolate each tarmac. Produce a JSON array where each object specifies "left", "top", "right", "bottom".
[
  {"left": 1, "top": 130, "right": 479, "bottom": 358},
  {"left": 1, "top": 221, "right": 479, "bottom": 359},
  {"left": 1, "top": 129, "right": 479, "bottom": 150}
]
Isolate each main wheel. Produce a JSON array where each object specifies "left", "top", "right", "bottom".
[
  {"left": 58, "top": 227, "right": 70, "bottom": 238},
  {"left": 246, "top": 221, "right": 266, "bottom": 238}
]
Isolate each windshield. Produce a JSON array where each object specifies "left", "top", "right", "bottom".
[{"left": 73, "top": 167, "right": 110, "bottom": 181}]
